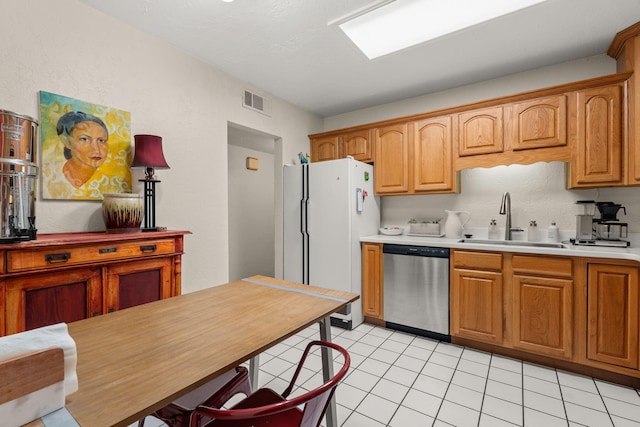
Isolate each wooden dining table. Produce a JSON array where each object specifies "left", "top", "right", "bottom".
[{"left": 58, "top": 275, "right": 358, "bottom": 427}]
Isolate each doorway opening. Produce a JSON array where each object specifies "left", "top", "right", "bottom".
[{"left": 227, "top": 123, "right": 280, "bottom": 281}]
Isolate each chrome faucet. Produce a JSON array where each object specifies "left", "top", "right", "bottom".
[{"left": 499, "top": 191, "right": 512, "bottom": 240}]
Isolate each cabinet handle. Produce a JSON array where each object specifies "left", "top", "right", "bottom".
[
  {"left": 99, "top": 247, "right": 117, "bottom": 254},
  {"left": 140, "top": 244, "right": 157, "bottom": 253},
  {"left": 45, "top": 252, "right": 71, "bottom": 264},
  {"left": 108, "top": 307, "right": 115, "bottom": 313},
  {"left": 92, "top": 311, "right": 100, "bottom": 317}
]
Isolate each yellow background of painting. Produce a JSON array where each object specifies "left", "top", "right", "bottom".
[{"left": 39, "top": 92, "right": 132, "bottom": 200}]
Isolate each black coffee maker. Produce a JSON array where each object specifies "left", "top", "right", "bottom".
[{"left": 593, "top": 202, "right": 628, "bottom": 243}]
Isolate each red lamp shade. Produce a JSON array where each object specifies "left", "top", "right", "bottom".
[{"left": 131, "top": 134, "right": 170, "bottom": 169}]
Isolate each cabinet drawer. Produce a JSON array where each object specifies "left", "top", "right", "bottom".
[
  {"left": 512, "top": 255, "right": 573, "bottom": 278},
  {"left": 6, "top": 239, "right": 176, "bottom": 273},
  {"left": 453, "top": 250, "right": 502, "bottom": 271}
]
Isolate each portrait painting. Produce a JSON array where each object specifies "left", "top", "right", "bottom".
[{"left": 39, "top": 91, "right": 132, "bottom": 200}]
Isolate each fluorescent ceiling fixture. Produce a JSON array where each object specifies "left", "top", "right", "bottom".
[{"left": 337, "top": 0, "right": 548, "bottom": 59}]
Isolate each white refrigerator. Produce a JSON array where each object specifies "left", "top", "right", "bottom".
[{"left": 283, "top": 158, "right": 380, "bottom": 329}]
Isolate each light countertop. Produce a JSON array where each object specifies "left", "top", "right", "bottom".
[{"left": 361, "top": 232, "right": 640, "bottom": 262}]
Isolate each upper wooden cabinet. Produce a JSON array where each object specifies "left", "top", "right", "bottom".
[
  {"left": 310, "top": 136, "right": 340, "bottom": 163},
  {"left": 342, "top": 129, "right": 374, "bottom": 163},
  {"left": 374, "top": 123, "right": 410, "bottom": 194},
  {"left": 568, "top": 84, "right": 623, "bottom": 188},
  {"left": 309, "top": 129, "right": 374, "bottom": 163},
  {"left": 608, "top": 21, "right": 640, "bottom": 185},
  {"left": 509, "top": 95, "right": 567, "bottom": 150},
  {"left": 457, "top": 106, "right": 504, "bottom": 157},
  {"left": 413, "top": 116, "right": 456, "bottom": 193},
  {"left": 309, "top": 20, "right": 638, "bottom": 191}
]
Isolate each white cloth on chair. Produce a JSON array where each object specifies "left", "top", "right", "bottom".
[{"left": 0, "top": 323, "right": 78, "bottom": 427}]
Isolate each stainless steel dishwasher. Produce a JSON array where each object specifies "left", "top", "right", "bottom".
[{"left": 383, "top": 244, "right": 450, "bottom": 341}]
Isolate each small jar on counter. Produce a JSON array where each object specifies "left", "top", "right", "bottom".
[
  {"left": 547, "top": 220, "right": 560, "bottom": 243},
  {"left": 528, "top": 220, "right": 539, "bottom": 242},
  {"left": 488, "top": 219, "right": 500, "bottom": 240}
]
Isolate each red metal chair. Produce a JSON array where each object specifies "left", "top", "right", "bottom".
[
  {"left": 139, "top": 366, "right": 252, "bottom": 427},
  {"left": 189, "top": 340, "right": 350, "bottom": 427}
]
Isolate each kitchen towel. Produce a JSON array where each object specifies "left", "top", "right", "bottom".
[{"left": 0, "top": 323, "right": 78, "bottom": 427}]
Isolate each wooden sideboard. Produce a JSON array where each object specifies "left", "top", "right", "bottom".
[{"left": 0, "top": 230, "right": 189, "bottom": 336}]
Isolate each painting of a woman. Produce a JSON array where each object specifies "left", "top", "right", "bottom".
[{"left": 39, "top": 91, "right": 132, "bottom": 200}]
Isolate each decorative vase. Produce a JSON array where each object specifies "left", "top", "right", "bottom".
[
  {"left": 102, "top": 193, "right": 144, "bottom": 234},
  {"left": 444, "top": 210, "right": 471, "bottom": 239}
]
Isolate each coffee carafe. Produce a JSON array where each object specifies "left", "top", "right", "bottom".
[{"left": 594, "top": 202, "right": 628, "bottom": 241}]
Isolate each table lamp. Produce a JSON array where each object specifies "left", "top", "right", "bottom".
[{"left": 131, "top": 134, "right": 170, "bottom": 231}]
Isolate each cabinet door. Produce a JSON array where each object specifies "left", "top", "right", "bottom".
[
  {"left": 451, "top": 268, "right": 503, "bottom": 344},
  {"left": 105, "top": 258, "right": 173, "bottom": 312},
  {"left": 513, "top": 275, "right": 573, "bottom": 359},
  {"left": 5, "top": 268, "right": 102, "bottom": 335},
  {"left": 587, "top": 263, "right": 639, "bottom": 369},
  {"left": 510, "top": 95, "right": 567, "bottom": 150},
  {"left": 361, "top": 243, "right": 383, "bottom": 320},
  {"left": 571, "top": 85, "right": 623, "bottom": 187},
  {"left": 413, "top": 116, "right": 455, "bottom": 192},
  {"left": 343, "top": 129, "right": 374, "bottom": 163},
  {"left": 457, "top": 107, "right": 504, "bottom": 156},
  {"left": 374, "top": 123, "right": 410, "bottom": 194},
  {"left": 310, "top": 136, "right": 340, "bottom": 162}
]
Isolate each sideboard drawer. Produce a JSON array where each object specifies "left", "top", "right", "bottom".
[{"left": 6, "top": 239, "right": 176, "bottom": 273}]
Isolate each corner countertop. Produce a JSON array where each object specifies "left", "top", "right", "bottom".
[{"left": 361, "top": 233, "right": 640, "bottom": 262}]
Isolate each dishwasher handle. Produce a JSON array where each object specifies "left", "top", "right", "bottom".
[{"left": 383, "top": 244, "right": 449, "bottom": 258}]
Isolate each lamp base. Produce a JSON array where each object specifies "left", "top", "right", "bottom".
[{"left": 141, "top": 226, "right": 167, "bottom": 232}]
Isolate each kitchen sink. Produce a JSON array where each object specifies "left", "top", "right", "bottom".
[{"left": 457, "top": 239, "right": 567, "bottom": 249}]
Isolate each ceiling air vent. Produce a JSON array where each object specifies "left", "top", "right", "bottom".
[{"left": 243, "top": 89, "right": 271, "bottom": 116}]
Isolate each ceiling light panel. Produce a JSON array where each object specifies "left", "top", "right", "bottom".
[{"left": 338, "top": 0, "right": 548, "bottom": 59}]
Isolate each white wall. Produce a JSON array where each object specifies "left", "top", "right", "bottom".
[
  {"left": 1, "top": 0, "right": 322, "bottom": 292},
  {"left": 380, "top": 162, "right": 640, "bottom": 235},
  {"left": 324, "top": 54, "right": 640, "bottom": 236},
  {"left": 228, "top": 142, "right": 275, "bottom": 281}
]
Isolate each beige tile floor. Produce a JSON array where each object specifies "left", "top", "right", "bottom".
[{"left": 137, "top": 323, "right": 640, "bottom": 427}]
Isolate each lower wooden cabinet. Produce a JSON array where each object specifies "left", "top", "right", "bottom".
[
  {"left": 5, "top": 268, "right": 102, "bottom": 334},
  {"left": 451, "top": 250, "right": 504, "bottom": 345},
  {"left": 587, "top": 263, "right": 639, "bottom": 369},
  {"left": 1, "top": 231, "right": 188, "bottom": 336},
  {"left": 105, "top": 258, "right": 173, "bottom": 312},
  {"left": 361, "top": 243, "right": 383, "bottom": 321},
  {"left": 512, "top": 255, "right": 574, "bottom": 359}
]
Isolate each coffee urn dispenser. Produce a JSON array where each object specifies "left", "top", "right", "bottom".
[{"left": 0, "top": 110, "right": 38, "bottom": 242}]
